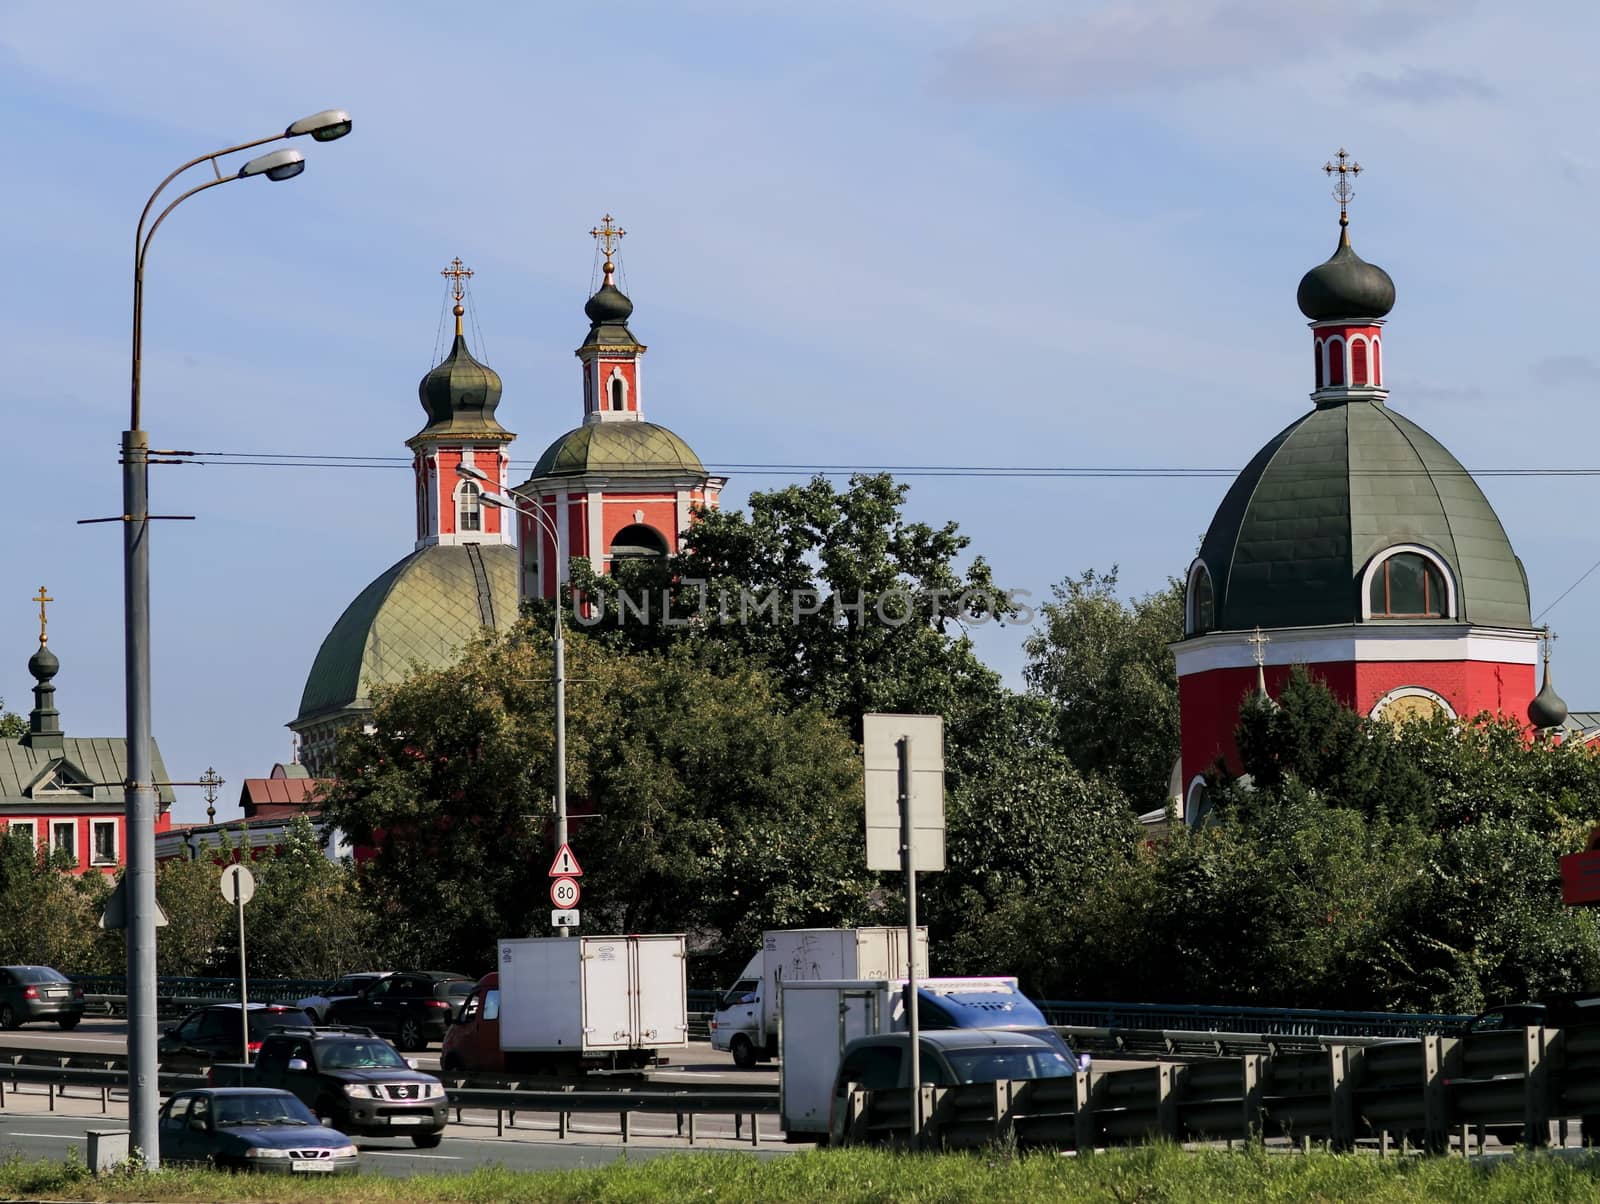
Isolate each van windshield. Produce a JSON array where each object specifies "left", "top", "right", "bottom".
[
  {"left": 719, "top": 979, "right": 759, "bottom": 1010},
  {"left": 943, "top": 1047, "right": 1077, "bottom": 1084}
]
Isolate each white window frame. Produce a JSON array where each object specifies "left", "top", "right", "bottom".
[
  {"left": 7, "top": 819, "right": 35, "bottom": 849},
  {"left": 1184, "top": 777, "right": 1209, "bottom": 828},
  {"left": 455, "top": 480, "right": 482, "bottom": 533},
  {"left": 91, "top": 819, "right": 118, "bottom": 866},
  {"left": 1368, "top": 685, "right": 1458, "bottom": 722},
  {"left": 51, "top": 819, "right": 76, "bottom": 862},
  {"left": 1185, "top": 559, "right": 1215, "bottom": 636},
  {"left": 608, "top": 367, "right": 628, "bottom": 411},
  {"left": 1360, "top": 544, "right": 1458, "bottom": 621}
]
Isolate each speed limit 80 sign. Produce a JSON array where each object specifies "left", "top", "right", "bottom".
[{"left": 550, "top": 876, "right": 581, "bottom": 909}]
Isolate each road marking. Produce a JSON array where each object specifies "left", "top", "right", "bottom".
[
  {"left": 362, "top": 1150, "right": 461, "bottom": 1160},
  {"left": 9, "top": 1132, "right": 86, "bottom": 1140}
]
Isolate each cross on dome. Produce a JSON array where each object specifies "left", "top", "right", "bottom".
[
  {"left": 33, "top": 585, "right": 52, "bottom": 645},
  {"left": 1247, "top": 625, "right": 1270, "bottom": 666},
  {"left": 590, "top": 214, "right": 626, "bottom": 282},
  {"left": 440, "top": 257, "right": 474, "bottom": 336},
  {"left": 1323, "top": 148, "right": 1362, "bottom": 226}
]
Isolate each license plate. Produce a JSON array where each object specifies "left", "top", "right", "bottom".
[
  {"left": 388, "top": 1116, "right": 426, "bottom": 1125},
  {"left": 292, "top": 1160, "right": 336, "bottom": 1172}
]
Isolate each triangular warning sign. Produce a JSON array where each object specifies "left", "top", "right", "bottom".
[{"left": 549, "top": 844, "right": 583, "bottom": 877}]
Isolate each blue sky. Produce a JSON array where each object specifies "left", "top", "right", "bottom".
[{"left": 3, "top": 1, "right": 1598, "bottom": 822}]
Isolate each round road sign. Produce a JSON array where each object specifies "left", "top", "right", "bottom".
[
  {"left": 220, "top": 864, "right": 256, "bottom": 905},
  {"left": 551, "top": 876, "right": 581, "bottom": 908}
]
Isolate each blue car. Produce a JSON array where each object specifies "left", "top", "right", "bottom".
[{"left": 158, "top": 1087, "right": 359, "bottom": 1174}]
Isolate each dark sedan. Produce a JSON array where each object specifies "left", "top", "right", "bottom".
[
  {"left": 0, "top": 966, "right": 85, "bottom": 1030},
  {"left": 158, "top": 1003, "right": 314, "bottom": 1071},
  {"left": 159, "top": 1087, "right": 358, "bottom": 1174}
]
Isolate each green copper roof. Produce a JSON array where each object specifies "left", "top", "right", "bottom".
[
  {"left": 525, "top": 421, "right": 707, "bottom": 480},
  {"left": 1194, "top": 400, "right": 1531, "bottom": 632},
  {"left": 0, "top": 738, "right": 174, "bottom": 806},
  {"left": 295, "top": 543, "right": 519, "bottom": 725},
  {"left": 413, "top": 334, "right": 512, "bottom": 443}
]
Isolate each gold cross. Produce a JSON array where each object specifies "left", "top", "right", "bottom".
[
  {"left": 589, "top": 214, "right": 626, "bottom": 262},
  {"left": 440, "top": 257, "right": 474, "bottom": 304},
  {"left": 1544, "top": 624, "right": 1558, "bottom": 664},
  {"left": 1323, "top": 148, "right": 1362, "bottom": 223},
  {"left": 1247, "top": 625, "right": 1270, "bottom": 667},
  {"left": 33, "top": 585, "right": 52, "bottom": 645}
]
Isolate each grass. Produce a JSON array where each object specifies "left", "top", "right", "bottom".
[{"left": 7, "top": 1144, "right": 1600, "bottom": 1203}]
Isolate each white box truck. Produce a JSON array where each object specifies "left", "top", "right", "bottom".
[
  {"left": 710, "top": 927, "right": 928, "bottom": 1067},
  {"left": 777, "top": 976, "right": 1067, "bottom": 1140},
  {"left": 494, "top": 934, "right": 689, "bottom": 1073}
]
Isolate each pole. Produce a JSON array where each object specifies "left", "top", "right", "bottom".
[
  {"left": 122, "top": 428, "right": 160, "bottom": 1167},
  {"left": 553, "top": 592, "right": 569, "bottom": 936},
  {"left": 899, "top": 735, "right": 921, "bottom": 1146},
  {"left": 235, "top": 871, "right": 249, "bottom": 1065}
]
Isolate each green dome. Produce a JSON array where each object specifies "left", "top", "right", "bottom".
[
  {"left": 414, "top": 334, "right": 510, "bottom": 442},
  {"left": 1193, "top": 401, "right": 1531, "bottom": 632},
  {"left": 295, "top": 543, "right": 518, "bottom": 724},
  {"left": 528, "top": 421, "right": 706, "bottom": 479},
  {"left": 1297, "top": 227, "right": 1395, "bottom": 321}
]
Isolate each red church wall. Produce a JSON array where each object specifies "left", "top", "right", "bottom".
[
  {"left": 601, "top": 496, "right": 680, "bottom": 554},
  {"left": 1180, "top": 658, "right": 1536, "bottom": 785}
]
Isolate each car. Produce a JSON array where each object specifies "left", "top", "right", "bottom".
[
  {"left": 158, "top": 1087, "right": 358, "bottom": 1174},
  {"left": 827, "top": 1029, "right": 1080, "bottom": 1146},
  {"left": 325, "top": 970, "right": 476, "bottom": 1051},
  {"left": 0, "top": 965, "right": 85, "bottom": 1031},
  {"left": 158, "top": 1003, "right": 316, "bottom": 1071},
  {"left": 1460, "top": 998, "right": 1600, "bottom": 1145},
  {"left": 296, "top": 972, "right": 392, "bottom": 1025},
  {"left": 210, "top": 1025, "right": 449, "bottom": 1146}
]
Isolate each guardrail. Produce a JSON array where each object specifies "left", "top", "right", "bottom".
[
  {"left": 0, "top": 1059, "right": 779, "bottom": 1147},
  {"left": 1053, "top": 1025, "right": 1405, "bottom": 1060},
  {"left": 1036, "top": 999, "right": 1471, "bottom": 1039},
  {"left": 845, "top": 1025, "right": 1600, "bottom": 1152}
]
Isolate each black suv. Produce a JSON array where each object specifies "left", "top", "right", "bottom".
[
  {"left": 325, "top": 971, "right": 474, "bottom": 1050},
  {"left": 212, "top": 1025, "right": 448, "bottom": 1147},
  {"left": 158, "top": 1003, "right": 314, "bottom": 1071}
]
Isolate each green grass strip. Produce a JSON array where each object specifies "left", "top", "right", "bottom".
[{"left": 7, "top": 1144, "right": 1600, "bottom": 1203}]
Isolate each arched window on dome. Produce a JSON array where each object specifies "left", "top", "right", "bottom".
[
  {"left": 1314, "top": 339, "right": 1325, "bottom": 389},
  {"left": 1186, "top": 561, "right": 1215, "bottom": 635},
  {"left": 1351, "top": 337, "right": 1369, "bottom": 386},
  {"left": 1365, "top": 547, "right": 1454, "bottom": 619},
  {"left": 1327, "top": 336, "right": 1346, "bottom": 386},
  {"left": 1371, "top": 338, "right": 1382, "bottom": 386},
  {"left": 457, "top": 481, "right": 482, "bottom": 532},
  {"left": 609, "top": 523, "right": 668, "bottom": 565},
  {"left": 609, "top": 371, "right": 627, "bottom": 411}
]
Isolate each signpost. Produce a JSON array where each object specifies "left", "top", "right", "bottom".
[
  {"left": 220, "top": 864, "right": 256, "bottom": 1067},
  {"left": 862, "top": 713, "right": 945, "bottom": 1147},
  {"left": 549, "top": 844, "right": 582, "bottom": 933}
]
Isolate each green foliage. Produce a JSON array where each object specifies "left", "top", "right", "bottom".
[
  {"left": 0, "top": 830, "right": 117, "bottom": 972},
  {"left": 0, "top": 698, "right": 24, "bottom": 739},
  {"left": 320, "top": 628, "right": 873, "bottom": 972},
  {"left": 1023, "top": 567, "right": 1184, "bottom": 810},
  {"left": 7, "top": 1144, "right": 1600, "bottom": 1203}
]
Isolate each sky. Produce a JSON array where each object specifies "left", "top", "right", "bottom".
[{"left": 3, "top": 0, "right": 1599, "bottom": 823}]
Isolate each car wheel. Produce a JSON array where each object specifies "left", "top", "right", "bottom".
[
  {"left": 731, "top": 1035, "right": 757, "bottom": 1069},
  {"left": 412, "top": 1131, "right": 443, "bottom": 1149},
  {"left": 397, "top": 1019, "right": 423, "bottom": 1051},
  {"left": 57, "top": 1016, "right": 80, "bottom": 1031},
  {"left": 0, "top": 1005, "right": 16, "bottom": 1030}
]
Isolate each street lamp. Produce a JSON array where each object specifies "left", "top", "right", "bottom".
[
  {"left": 121, "top": 109, "right": 350, "bottom": 1168},
  {"left": 457, "top": 465, "right": 571, "bottom": 929}
]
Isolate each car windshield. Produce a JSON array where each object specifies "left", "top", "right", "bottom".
[
  {"left": 13, "top": 967, "right": 68, "bottom": 984},
  {"left": 445, "top": 981, "right": 475, "bottom": 998},
  {"left": 213, "top": 1094, "right": 316, "bottom": 1127},
  {"left": 334, "top": 977, "right": 377, "bottom": 994},
  {"left": 719, "top": 979, "right": 759, "bottom": 1009},
  {"left": 314, "top": 1040, "right": 407, "bottom": 1070},
  {"left": 943, "top": 1047, "right": 1078, "bottom": 1084}
]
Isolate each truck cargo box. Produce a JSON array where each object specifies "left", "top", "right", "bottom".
[{"left": 497, "top": 934, "right": 688, "bottom": 1056}]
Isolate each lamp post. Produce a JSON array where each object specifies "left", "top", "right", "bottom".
[
  {"left": 122, "top": 110, "right": 350, "bottom": 1167},
  {"left": 458, "top": 467, "right": 571, "bottom": 928}
]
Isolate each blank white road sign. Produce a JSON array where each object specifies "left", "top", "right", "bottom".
[{"left": 862, "top": 713, "right": 945, "bottom": 872}]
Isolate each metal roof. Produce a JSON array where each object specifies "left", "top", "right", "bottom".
[
  {"left": 524, "top": 421, "right": 706, "bottom": 480},
  {"left": 0, "top": 737, "right": 175, "bottom": 806},
  {"left": 1194, "top": 400, "right": 1532, "bottom": 632}
]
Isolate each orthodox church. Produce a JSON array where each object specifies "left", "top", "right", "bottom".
[
  {"left": 291, "top": 221, "right": 719, "bottom": 772},
  {"left": 1172, "top": 152, "right": 1569, "bottom": 821}
]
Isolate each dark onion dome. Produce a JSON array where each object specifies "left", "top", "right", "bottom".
[
  {"left": 529, "top": 421, "right": 706, "bottom": 479},
  {"left": 27, "top": 642, "right": 58, "bottom": 682},
  {"left": 580, "top": 270, "right": 642, "bottom": 351},
  {"left": 1529, "top": 665, "right": 1569, "bottom": 730},
  {"left": 1297, "top": 226, "right": 1396, "bottom": 321},
  {"left": 414, "top": 334, "right": 510, "bottom": 441},
  {"left": 1191, "top": 402, "right": 1531, "bottom": 632}
]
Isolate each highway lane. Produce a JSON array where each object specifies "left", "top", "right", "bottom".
[{"left": 0, "top": 1109, "right": 796, "bottom": 1175}]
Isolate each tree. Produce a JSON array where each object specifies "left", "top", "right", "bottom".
[
  {"left": 0, "top": 831, "right": 117, "bottom": 973},
  {"left": 320, "top": 627, "right": 875, "bottom": 973},
  {"left": 1023, "top": 568, "right": 1184, "bottom": 811},
  {"left": 0, "top": 699, "right": 23, "bottom": 740}
]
